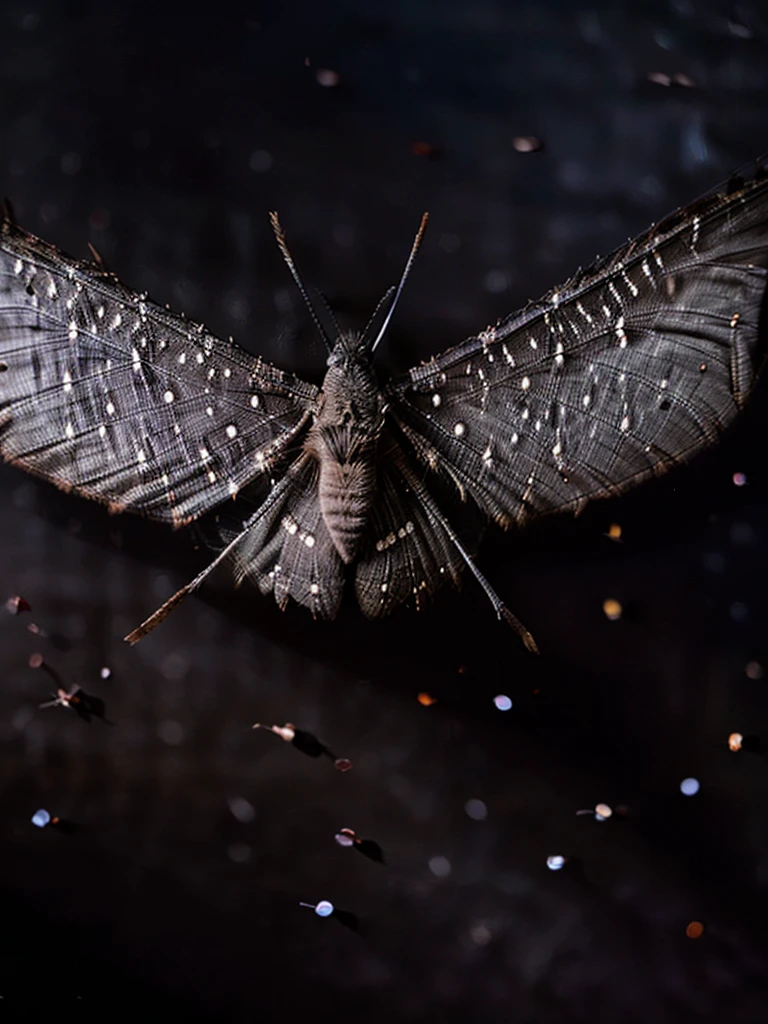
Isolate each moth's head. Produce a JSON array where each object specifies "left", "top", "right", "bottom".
[{"left": 269, "top": 210, "right": 429, "bottom": 364}]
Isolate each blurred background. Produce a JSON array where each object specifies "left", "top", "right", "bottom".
[{"left": 2, "top": 1, "right": 768, "bottom": 1020}]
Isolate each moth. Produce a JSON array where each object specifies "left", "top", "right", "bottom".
[{"left": 1, "top": 158, "right": 767, "bottom": 651}]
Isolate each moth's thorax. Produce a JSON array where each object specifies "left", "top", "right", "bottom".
[{"left": 305, "top": 335, "right": 385, "bottom": 563}]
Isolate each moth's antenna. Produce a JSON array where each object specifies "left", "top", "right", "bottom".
[
  {"left": 369, "top": 212, "right": 429, "bottom": 354},
  {"left": 269, "top": 211, "right": 333, "bottom": 353}
]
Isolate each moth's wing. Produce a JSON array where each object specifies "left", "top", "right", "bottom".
[
  {"left": 233, "top": 454, "right": 345, "bottom": 619},
  {"left": 387, "top": 162, "right": 768, "bottom": 527},
  {"left": 0, "top": 219, "right": 318, "bottom": 525},
  {"left": 355, "top": 440, "right": 465, "bottom": 618}
]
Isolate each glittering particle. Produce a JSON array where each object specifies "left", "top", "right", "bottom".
[
  {"left": 728, "top": 732, "right": 744, "bottom": 752},
  {"left": 137, "top": 449, "right": 146, "bottom": 464},
  {"left": 315, "top": 900, "right": 335, "bottom": 916},
  {"left": 595, "top": 803, "right": 613, "bottom": 820},
  {"left": 730, "top": 312, "right": 740, "bottom": 328},
  {"left": 732, "top": 471, "right": 747, "bottom": 487},
  {"left": 465, "top": 798, "right": 488, "bottom": 821},
  {"left": 309, "top": 583, "right": 319, "bottom": 595},
  {"left": 226, "top": 424, "right": 238, "bottom": 439},
  {"left": 745, "top": 660, "right": 764, "bottom": 680},
  {"left": 62, "top": 370, "right": 72, "bottom": 393},
  {"left": 521, "top": 376, "right": 531, "bottom": 391},
  {"left": 428, "top": 855, "right": 452, "bottom": 878},
  {"left": 417, "top": 692, "right": 437, "bottom": 706},
  {"left": 608, "top": 523, "right": 622, "bottom": 541},
  {"left": 305, "top": 534, "right": 315, "bottom": 549},
  {"left": 199, "top": 447, "right": 210, "bottom": 461},
  {"left": 602, "top": 598, "right": 622, "bottom": 621},
  {"left": 64, "top": 422, "right": 75, "bottom": 440},
  {"left": 432, "top": 393, "right": 441, "bottom": 408},
  {"left": 206, "top": 406, "right": 214, "bottom": 417},
  {"left": 335, "top": 830, "right": 356, "bottom": 848},
  {"left": 100, "top": 666, "right": 111, "bottom": 679},
  {"left": 163, "top": 389, "right": 175, "bottom": 403},
  {"left": 494, "top": 694, "right": 512, "bottom": 711},
  {"left": 31, "top": 808, "right": 51, "bottom": 828},
  {"left": 106, "top": 401, "right": 115, "bottom": 416},
  {"left": 680, "top": 777, "right": 700, "bottom": 796},
  {"left": 686, "top": 920, "right": 705, "bottom": 939},
  {"left": 454, "top": 422, "right": 466, "bottom": 437},
  {"left": 546, "top": 855, "right": 566, "bottom": 871}
]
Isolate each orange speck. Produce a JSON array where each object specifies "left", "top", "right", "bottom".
[
  {"left": 728, "top": 732, "right": 743, "bottom": 752},
  {"left": 418, "top": 692, "right": 437, "bottom": 706},
  {"left": 607, "top": 523, "right": 622, "bottom": 541},
  {"left": 686, "top": 920, "right": 705, "bottom": 939},
  {"left": 602, "top": 598, "right": 622, "bottom": 621}
]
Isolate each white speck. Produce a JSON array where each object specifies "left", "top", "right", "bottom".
[
  {"left": 228, "top": 480, "right": 238, "bottom": 496},
  {"left": 47, "top": 281, "right": 57, "bottom": 299},
  {"left": 112, "top": 313, "right": 122, "bottom": 329},
  {"left": 465, "top": 798, "right": 488, "bottom": 821},
  {"left": 602, "top": 304, "right": 611, "bottom": 320},
  {"left": 174, "top": 424, "right": 181, "bottom": 436},
  {"left": 432, "top": 393, "right": 441, "bottom": 408},
  {"left": 642, "top": 260, "right": 653, "bottom": 282},
  {"left": 510, "top": 432, "right": 518, "bottom": 445},
  {"left": 502, "top": 344, "right": 515, "bottom": 366},
  {"left": 137, "top": 449, "right": 146, "bottom": 463},
  {"left": 228, "top": 795, "right": 255, "bottom": 823},
  {"left": 206, "top": 406, "right": 214, "bottom": 417},
  {"left": 529, "top": 337, "right": 538, "bottom": 350},
  {"left": 310, "top": 583, "right": 319, "bottom": 595},
  {"left": 250, "top": 395, "right": 259, "bottom": 409},
  {"left": 62, "top": 370, "right": 72, "bottom": 393},
  {"left": 521, "top": 376, "right": 531, "bottom": 391},
  {"left": 482, "top": 445, "right": 492, "bottom": 464},
  {"left": 428, "top": 855, "right": 452, "bottom": 878},
  {"left": 97, "top": 305, "right": 104, "bottom": 319},
  {"left": 226, "top": 424, "right": 237, "bottom": 439},
  {"left": 199, "top": 447, "right": 210, "bottom": 461},
  {"left": 98, "top": 425, "right": 106, "bottom": 438},
  {"left": 494, "top": 694, "right": 512, "bottom": 711},
  {"left": 546, "top": 855, "right": 566, "bottom": 871},
  {"left": 305, "top": 535, "right": 315, "bottom": 548},
  {"left": 208, "top": 470, "right": 217, "bottom": 484},
  {"left": 31, "top": 809, "right": 50, "bottom": 828},
  {"left": 223, "top": 367, "right": 232, "bottom": 378},
  {"left": 680, "top": 777, "right": 700, "bottom": 796},
  {"left": 208, "top": 367, "right": 216, "bottom": 380},
  {"left": 554, "top": 341, "right": 564, "bottom": 368},
  {"left": 552, "top": 441, "right": 562, "bottom": 457},
  {"left": 178, "top": 352, "right": 186, "bottom": 365},
  {"left": 521, "top": 408, "right": 530, "bottom": 421},
  {"left": 164, "top": 390, "right": 175, "bottom": 403},
  {"left": 14, "top": 259, "right": 23, "bottom": 275},
  {"left": 314, "top": 900, "right": 334, "bottom": 918},
  {"left": 454, "top": 422, "right": 466, "bottom": 437},
  {"left": 692, "top": 215, "right": 700, "bottom": 246},
  {"left": 381, "top": 582, "right": 388, "bottom": 593},
  {"left": 68, "top": 320, "right": 77, "bottom": 340},
  {"left": 196, "top": 352, "right": 204, "bottom": 364},
  {"left": 64, "top": 422, "right": 75, "bottom": 440},
  {"left": 582, "top": 394, "right": 591, "bottom": 408},
  {"left": 132, "top": 347, "right": 141, "bottom": 371},
  {"left": 620, "top": 415, "right": 630, "bottom": 432}
]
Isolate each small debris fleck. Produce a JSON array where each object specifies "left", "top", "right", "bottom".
[
  {"left": 513, "top": 135, "right": 544, "bottom": 153},
  {"left": 465, "top": 798, "right": 488, "bottom": 821},
  {"left": 680, "top": 777, "right": 700, "bottom": 796},
  {"left": 607, "top": 523, "right": 622, "bottom": 541},
  {"left": 299, "top": 899, "right": 335, "bottom": 917},
  {"left": 546, "top": 855, "right": 566, "bottom": 871},
  {"left": 316, "top": 68, "right": 340, "bottom": 88},
  {"left": 428, "top": 855, "right": 452, "bottom": 878},
  {"left": 100, "top": 666, "right": 112, "bottom": 680},
  {"left": 6, "top": 594, "right": 31, "bottom": 615},
  {"left": 602, "top": 598, "right": 623, "bottom": 621},
  {"left": 594, "top": 803, "right": 613, "bottom": 820},
  {"left": 728, "top": 732, "right": 743, "bottom": 752},
  {"left": 493, "top": 694, "right": 513, "bottom": 711},
  {"left": 686, "top": 920, "right": 705, "bottom": 939},
  {"left": 417, "top": 692, "right": 437, "bottom": 706},
  {"left": 31, "top": 808, "right": 51, "bottom": 828},
  {"left": 732, "top": 471, "right": 747, "bottom": 487}
]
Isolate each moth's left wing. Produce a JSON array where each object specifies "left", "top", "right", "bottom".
[
  {"left": 0, "top": 218, "right": 318, "bottom": 525},
  {"left": 387, "top": 163, "right": 768, "bottom": 527}
]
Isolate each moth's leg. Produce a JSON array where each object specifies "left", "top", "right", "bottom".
[
  {"left": 392, "top": 451, "right": 539, "bottom": 653},
  {"left": 125, "top": 456, "right": 312, "bottom": 644}
]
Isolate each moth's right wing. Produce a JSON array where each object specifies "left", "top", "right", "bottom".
[{"left": 0, "top": 218, "right": 318, "bottom": 525}]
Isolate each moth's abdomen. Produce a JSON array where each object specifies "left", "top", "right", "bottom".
[{"left": 318, "top": 455, "right": 377, "bottom": 563}]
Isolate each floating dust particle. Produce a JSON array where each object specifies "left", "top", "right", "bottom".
[
  {"left": 334, "top": 758, "right": 353, "bottom": 773},
  {"left": 680, "top": 777, "right": 700, "bottom": 796},
  {"left": 316, "top": 68, "right": 340, "bottom": 88},
  {"left": 607, "top": 523, "right": 622, "bottom": 541},
  {"left": 732, "top": 471, "right": 747, "bottom": 487},
  {"left": 411, "top": 140, "right": 442, "bottom": 159},
  {"left": 728, "top": 732, "right": 743, "bottom": 752},
  {"left": 686, "top": 920, "right": 705, "bottom": 939},
  {"left": 100, "top": 666, "right": 112, "bottom": 680},
  {"left": 647, "top": 71, "right": 672, "bottom": 86},
  {"left": 493, "top": 694, "right": 512, "bottom": 711},
  {"left": 602, "top": 598, "right": 622, "bottom": 621},
  {"left": 672, "top": 72, "right": 695, "bottom": 87},
  {"left": 417, "top": 692, "right": 437, "bottom": 706},
  {"left": 28, "top": 653, "right": 44, "bottom": 669},
  {"left": 6, "top": 595, "right": 31, "bottom": 614},
  {"left": 513, "top": 135, "right": 543, "bottom": 153},
  {"left": 595, "top": 803, "right": 613, "bottom": 819},
  {"left": 546, "top": 855, "right": 566, "bottom": 871},
  {"left": 745, "top": 661, "right": 764, "bottom": 680}
]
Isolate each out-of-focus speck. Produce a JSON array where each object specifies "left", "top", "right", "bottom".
[
  {"left": 470, "top": 923, "right": 492, "bottom": 946},
  {"left": 602, "top": 598, "right": 622, "bottom": 621},
  {"left": 28, "top": 652, "right": 44, "bottom": 669},
  {"left": 335, "top": 828, "right": 356, "bottom": 848},
  {"left": 595, "top": 803, "right": 613, "bottom": 820},
  {"left": 647, "top": 71, "right": 672, "bottom": 86},
  {"left": 730, "top": 601, "right": 748, "bottom": 622},
  {"left": 673, "top": 72, "right": 696, "bottom": 87},
  {"left": 417, "top": 692, "right": 437, "bottom": 706},
  {"left": 32, "top": 809, "right": 51, "bottom": 828},
  {"left": 494, "top": 694, "right": 512, "bottom": 711},
  {"left": 334, "top": 757, "right": 353, "bottom": 773},
  {"left": 654, "top": 28, "right": 674, "bottom": 49},
  {"left": 680, "top": 777, "right": 700, "bottom": 796},
  {"left": 158, "top": 720, "right": 184, "bottom": 745},
  {"left": 702, "top": 551, "right": 725, "bottom": 573},
  {"left": 546, "top": 855, "right": 566, "bottom": 871},
  {"left": 484, "top": 269, "right": 512, "bottom": 294},
  {"left": 228, "top": 842, "right": 251, "bottom": 863},
  {"left": 578, "top": 10, "right": 603, "bottom": 44},
  {"left": 249, "top": 149, "right": 273, "bottom": 173},
  {"left": 728, "top": 18, "right": 753, "bottom": 39},
  {"left": 465, "top": 798, "right": 488, "bottom": 821},
  {"left": 100, "top": 666, "right": 111, "bottom": 680},
  {"left": 729, "top": 522, "right": 754, "bottom": 546},
  {"left": 299, "top": 900, "right": 335, "bottom": 917},
  {"left": 21, "top": 12, "right": 40, "bottom": 31},
  {"left": 27, "top": 622, "right": 46, "bottom": 636},
  {"left": 745, "top": 661, "right": 764, "bottom": 680},
  {"left": 411, "top": 141, "right": 442, "bottom": 159},
  {"left": 438, "top": 232, "right": 461, "bottom": 254},
  {"left": 607, "top": 523, "right": 622, "bottom": 541},
  {"left": 728, "top": 732, "right": 744, "bottom": 752},
  {"left": 6, "top": 594, "right": 31, "bottom": 615},
  {"left": 732, "top": 471, "right": 747, "bottom": 487},
  {"left": 686, "top": 920, "right": 705, "bottom": 938},
  {"left": 60, "top": 152, "right": 82, "bottom": 176},
  {"left": 161, "top": 652, "right": 189, "bottom": 681},
  {"left": 228, "top": 796, "right": 255, "bottom": 823},
  {"left": 512, "top": 136, "right": 543, "bottom": 153},
  {"left": 428, "top": 855, "right": 452, "bottom": 878},
  {"left": 316, "top": 68, "right": 340, "bottom": 88}
]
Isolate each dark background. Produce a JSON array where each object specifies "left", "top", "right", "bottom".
[{"left": 2, "top": 1, "right": 768, "bottom": 1020}]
